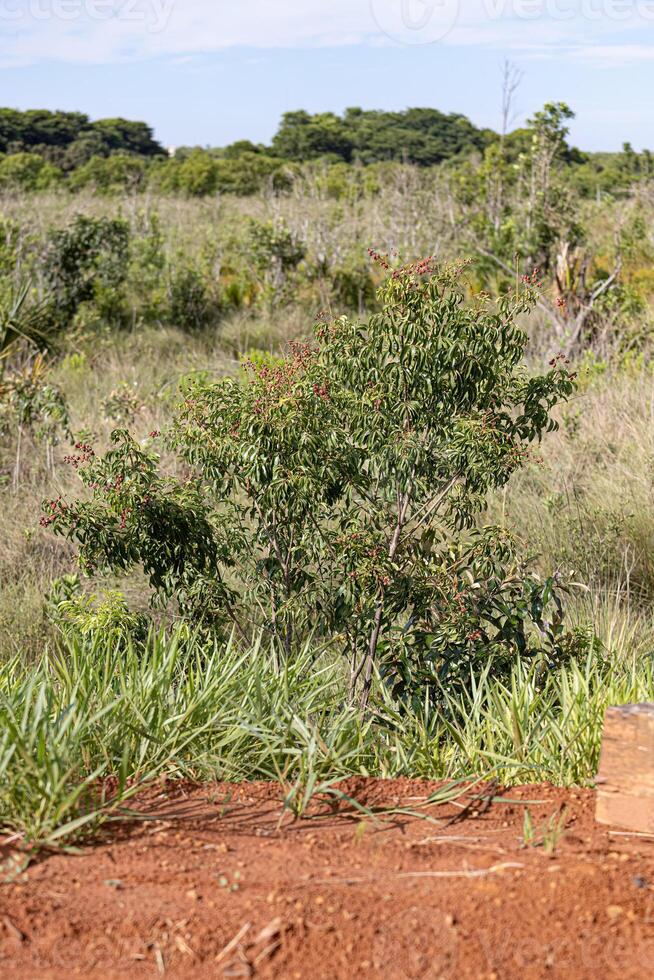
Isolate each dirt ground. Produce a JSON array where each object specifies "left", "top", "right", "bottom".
[{"left": 2, "top": 779, "right": 654, "bottom": 979}]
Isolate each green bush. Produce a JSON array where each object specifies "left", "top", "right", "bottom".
[
  {"left": 0, "top": 152, "right": 62, "bottom": 191},
  {"left": 246, "top": 219, "right": 306, "bottom": 309},
  {"left": 46, "top": 259, "right": 574, "bottom": 708},
  {"left": 167, "top": 265, "right": 220, "bottom": 331},
  {"left": 67, "top": 154, "right": 148, "bottom": 194},
  {"left": 42, "top": 214, "right": 130, "bottom": 327},
  {"left": 150, "top": 151, "right": 219, "bottom": 197},
  {"left": 50, "top": 583, "right": 149, "bottom": 649}
]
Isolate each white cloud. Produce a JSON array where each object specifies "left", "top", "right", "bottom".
[{"left": 0, "top": 0, "right": 653, "bottom": 65}]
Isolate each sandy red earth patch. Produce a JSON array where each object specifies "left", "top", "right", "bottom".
[{"left": 1, "top": 779, "right": 654, "bottom": 979}]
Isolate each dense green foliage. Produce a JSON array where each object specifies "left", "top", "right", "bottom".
[
  {"left": 0, "top": 108, "right": 164, "bottom": 168},
  {"left": 45, "top": 261, "right": 575, "bottom": 708},
  {"left": 41, "top": 214, "right": 130, "bottom": 326},
  {"left": 270, "top": 107, "right": 493, "bottom": 164},
  {"left": 0, "top": 146, "right": 650, "bottom": 663}
]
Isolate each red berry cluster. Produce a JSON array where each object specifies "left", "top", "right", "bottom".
[
  {"left": 521, "top": 268, "right": 543, "bottom": 289},
  {"left": 337, "top": 531, "right": 365, "bottom": 546},
  {"left": 63, "top": 443, "right": 95, "bottom": 470},
  {"left": 548, "top": 351, "right": 577, "bottom": 382},
  {"left": 287, "top": 341, "right": 315, "bottom": 365},
  {"left": 367, "top": 247, "right": 390, "bottom": 270},
  {"left": 507, "top": 445, "right": 530, "bottom": 466},
  {"left": 181, "top": 398, "right": 208, "bottom": 433},
  {"left": 40, "top": 496, "right": 68, "bottom": 528},
  {"left": 86, "top": 474, "right": 126, "bottom": 494},
  {"left": 245, "top": 343, "right": 318, "bottom": 416},
  {"left": 315, "top": 320, "right": 341, "bottom": 343},
  {"left": 367, "top": 249, "right": 437, "bottom": 281},
  {"left": 452, "top": 590, "right": 467, "bottom": 613},
  {"left": 391, "top": 256, "right": 435, "bottom": 280}
]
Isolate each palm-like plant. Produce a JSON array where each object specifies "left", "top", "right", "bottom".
[
  {"left": 0, "top": 282, "right": 67, "bottom": 487},
  {"left": 0, "top": 282, "right": 53, "bottom": 366}
]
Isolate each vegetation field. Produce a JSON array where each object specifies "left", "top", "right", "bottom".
[{"left": 1, "top": 101, "right": 654, "bottom": 976}]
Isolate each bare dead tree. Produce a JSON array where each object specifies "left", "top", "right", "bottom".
[
  {"left": 501, "top": 60, "right": 524, "bottom": 144},
  {"left": 476, "top": 242, "right": 622, "bottom": 354},
  {"left": 487, "top": 61, "right": 524, "bottom": 231}
]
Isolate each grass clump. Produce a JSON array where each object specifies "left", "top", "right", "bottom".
[{"left": 1, "top": 623, "right": 653, "bottom": 850}]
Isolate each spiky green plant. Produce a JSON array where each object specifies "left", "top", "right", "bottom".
[{"left": 1, "top": 628, "right": 653, "bottom": 850}]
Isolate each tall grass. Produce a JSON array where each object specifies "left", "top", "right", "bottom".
[{"left": 2, "top": 626, "right": 653, "bottom": 848}]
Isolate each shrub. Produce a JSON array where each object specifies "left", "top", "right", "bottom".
[
  {"left": 168, "top": 265, "right": 218, "bottom": 331},
  {"left": 48, "top": 579, "right": 148, "bottom": 649},
  {"left": 212, "top": 152, "right": 292, "bottom": 196},
  {"left": 246, "top": 219, "right": 306, "bottom": 309},
  {"left": 42, "top": 214, "right": 130, "bottom": 327},
  {"left": 150, "top": 151, "right": 220, "bottom": 197},
  {"left": 67, "top": 154, "right": 148, "bottom": 194},
  {"left": 102, "top": 382, "right": 143, "bottom": 425},
  {"left": 45, "top": 258, "right": 574, "bottom": 708},
  {"left": 329, "top": 262, "right": 376, "bottom": 312},
  {"left": 127, "top": 210, "right": 168, "bottom": 322},
  {"left": 0, "top": 152, "right": 62, "bottom": 191},
  {"left": 0, "top": 352, "right": 71, "bottom": 486}
]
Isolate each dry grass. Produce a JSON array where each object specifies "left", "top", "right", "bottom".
[{"left": 490, "top": 363, "right": 654, "bottom": 605}]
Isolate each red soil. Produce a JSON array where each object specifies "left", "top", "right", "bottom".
[{"left": 2, "top": 779, "right": 654, "bottom": 979}]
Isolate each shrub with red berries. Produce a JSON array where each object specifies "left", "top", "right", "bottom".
[{"left": 45, "top": 259, "right": 576, "bottom": 708}]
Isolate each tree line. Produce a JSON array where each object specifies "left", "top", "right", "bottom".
[
  {"left": 0, "top": 109, "right": 165, "bottom": 170},
  {"left": 0, "top": 103, "right": 652, "bottom": 199}
]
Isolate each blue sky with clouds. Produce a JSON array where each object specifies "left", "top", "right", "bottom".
[{"left": 1, "top": 0, "right": 653, "bottom": 150}]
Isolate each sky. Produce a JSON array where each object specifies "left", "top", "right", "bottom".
[{"left": 1, "top": 0, "right": 654, "bottom": 151}]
